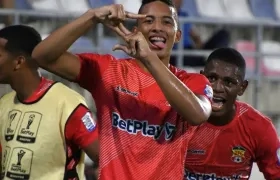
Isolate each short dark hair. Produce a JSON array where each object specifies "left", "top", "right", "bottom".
[
  {"left": 138, "top": 0, "right": 179, "bottom": 26},
  {"left": 0, "top": 25, "right": 41, "bottom": 57},
  {"left": 140, "top": 0, "right": 175, "bottom": 9},
  {"left": 206, "top": 48, "right": 246, "bottom": 79}
]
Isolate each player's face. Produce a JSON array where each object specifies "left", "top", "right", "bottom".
[
  {"left": 202, "top": 59, "right": 248, "bottom": 117},
  {"left": 136, "top": 1, "right": 181, "bottom": 59}
]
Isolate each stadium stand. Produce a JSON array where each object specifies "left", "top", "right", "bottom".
[
  {"left": 28, "top": 0, "right": 61, "bottom": 11},
  {"left": 115, "top": 0, "right": 141, "bottom": 14},
  {"left": 87, "top": 0, "right": 114, "bottom": 8},
  {"left": 59, "top": 0, "right": 90, "bottom": 14},
  {"left": 261, "top": 40, "right": 280, "bottom": 76},
  {"left": 235, "top": 40, "right": 257, "bottom": 78},
  {"left": 275, "top": 0, "right": 280, "bottom": 19},
  {"left": 249, "top": 0, "right": 278, "bottom": 20},
  {"left": 180, "top": 0, "right": 199, "bottom": 17},
  {"left": 196, "top": 0, "right": 227, "bottom": 18},
  {"left": 223, "top": 0, "right": 254, "bottom": 20}
]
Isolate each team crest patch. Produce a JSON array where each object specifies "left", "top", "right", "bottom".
[
  {"left": 82, "top": 112, "right": 96, "bottom": 132},
  {"left": 204, "top": 85, "right": 213, "bottom": 100},
  {"left": 276, "top": 148, "right": 280, "bottom": 165},
  {"left": 231, "top": 146, "right": 246, "bottom": 163}
]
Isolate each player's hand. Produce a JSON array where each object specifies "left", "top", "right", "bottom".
[
  {"left": 112, "top": 23, "right": 155, "bottom": 62},
  {"left": 93, "top": 4, "right": 146, "bottom": 30}
]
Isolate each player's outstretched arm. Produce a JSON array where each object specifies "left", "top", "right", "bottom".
[
  {"left": 32, "top": 4, "right": 145, "bottom": 81},
  {"left": 112, "top": 24, "right": 212, "bottom": 125},
  {"left": 255, "top": 118, "right": 280, "bottom": 179}
]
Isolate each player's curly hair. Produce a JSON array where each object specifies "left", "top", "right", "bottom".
[
  {"left": 206, "top": 48, "right": 246, "bottom": 79},
  {"left": 0, "top": 25, "right": 41, "bottom": 57}
]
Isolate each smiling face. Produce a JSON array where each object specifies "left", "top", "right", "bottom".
[
  {"left": 202, "top": 59, "right": 248, "bottom": 117},
  {"left": 137, "top": 1, "right": 181, "bottom": 59}
]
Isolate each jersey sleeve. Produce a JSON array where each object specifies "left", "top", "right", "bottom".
[
  {"left": 65, "top": 104, "right": 98, "bottom": 149},
  {"left": 255, "top": 119, "right": 280, "bottom": 179},
  {"left": 75, "top": 53, "right": 112, "bottom": 91},
  {"left": 181, "top": 73, "right": 213, "bottom": 102}
]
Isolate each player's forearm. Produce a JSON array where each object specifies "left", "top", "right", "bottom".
[
  {"left": 143, "top": 54, "right": 210, "bottom": 125},
  {"left": 32, "top": 10, "right": 97, "bottom": 65}
]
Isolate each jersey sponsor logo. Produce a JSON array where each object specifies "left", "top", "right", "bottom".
[
  {"left": 187, "top": 149, "right": 206, "bottom": 155},
  {"left": 16, "top": 112, "right": 42, "bottom": 143},
  {"left": 115, "top": 86, "right": 138, "bottom": 97},
  {"left": 5, "top": 110, "right": 22, "bottom": 141},
  {"left": 82, "top": 112, "right": 96, "bottom": 132},
  {"left": 6, "top": 147, "right": 33, "bottom": 180},
  {"left": 231, "top": 146, "right": 246, "bottom": 163},
  {"left": 1, "top": 146, "right": 11, "bottom": 179},
  {"left": 184, "top": 170, "right": 241, "bottom": 180},
  {"left": 112, "top": 112, "right": 176, "bottom": 140},
  {"left": 276, "top": 148, "right": 280, "bottom": 165},
  {"left": 204, "top": 85, "right": 213, "bottom": 100}
]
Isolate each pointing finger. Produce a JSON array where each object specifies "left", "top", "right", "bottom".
[{"left": 125, "top": 12, "right": 146, "bottom": 19}]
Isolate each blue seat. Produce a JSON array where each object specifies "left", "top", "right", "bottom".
[
  {"left": 249, "top": 0, "right": 277, "bottom": 20},
  {"left": 181, "top": 0, "right": 199, "bottom": 17},
  {"left": 15, "top": 0, "right": 32, "bottom": 9},
  {"left": 88, "top": 0, "right": 114, "bottom": 8}
]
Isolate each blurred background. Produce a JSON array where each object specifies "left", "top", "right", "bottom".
[{"left": 1, "top": 0, "right": 280, "bottom": 179}]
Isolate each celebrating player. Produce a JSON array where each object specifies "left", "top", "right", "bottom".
[
  {"left": 32, "top": 0, "right": 213, "bottom": 179},
  {"left": 0, "top": 25, "right": 98, "bottom": 180},
  {"left": 184, "top": 48, "right": 280, "bottom": 180}
]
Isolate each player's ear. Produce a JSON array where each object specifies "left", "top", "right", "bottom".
[
  {"left": 13, "top": 55, "right": 26, "bottom": 70},
  {"left": 238, "top": 80, "right": 248, "bottom": 96},
  {"left": 175, "top": 30, "right": 181, "bottom": 43}
]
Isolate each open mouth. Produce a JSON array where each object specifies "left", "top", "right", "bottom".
[
  {"left": 212, "top": 96, "right": 226, "bottom": 111},
  {"left": 149, "top": 36, "right": 167, "bottom": 50}
]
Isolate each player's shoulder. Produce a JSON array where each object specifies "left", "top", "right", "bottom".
[
  {"left": 51, "top": 82, "right": 86, "bottom": 103},
  {"left": 171, "top": 66, "right": 208, "bottom": 82},
  {"left": 236, "top": 101, "right": 272, "bottom": 126},
  {"left": 77, "top": 53, "right": 120, "bottom": 62}
]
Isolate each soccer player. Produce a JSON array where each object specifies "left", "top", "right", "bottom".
[
  {"left": 0, "top": 25, "right": 99, "bottom": 180},
  {"left": 32, "top": 0, "right": 213, "bottom": 179},
  {"left": 184, "top": 48, "right": 280, "bottom": 180}
]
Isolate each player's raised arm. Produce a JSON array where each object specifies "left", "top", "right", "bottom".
[
  {"left": 31, "top": 4, "right": 146, "bottom": 81},
  {"left": 112, "top": 24, "right": 212, "bottom": 125},
  {"left": 255, "top": 118, "right": 280, "bottom": 179},
  {"left": 144, "top": 56, "right": 211, "bottom": 125}
]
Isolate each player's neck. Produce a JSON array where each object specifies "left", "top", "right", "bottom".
[
  {"left": 208, "top": 107, "right": 236, "bottom": 126},
  {"left": 10, "top": 70, "right": 41, "bottom": 101}
]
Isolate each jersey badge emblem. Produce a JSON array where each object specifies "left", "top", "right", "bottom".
[
  {"left": 82, "top": 112, "right": 96, "bottom": 132},
  {"left": 231, "top": 146, "right": 246, "bottom": 163},
  {"left": 204, "top": 85, "right": 213, "bottom": 100}
]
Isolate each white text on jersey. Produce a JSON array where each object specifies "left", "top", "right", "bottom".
[
  {"left": 112, "top": 112, "right": 176, "bottom": 140},
  {"left": 185, "top": 170, "right": 241, "bottom": 180}
]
